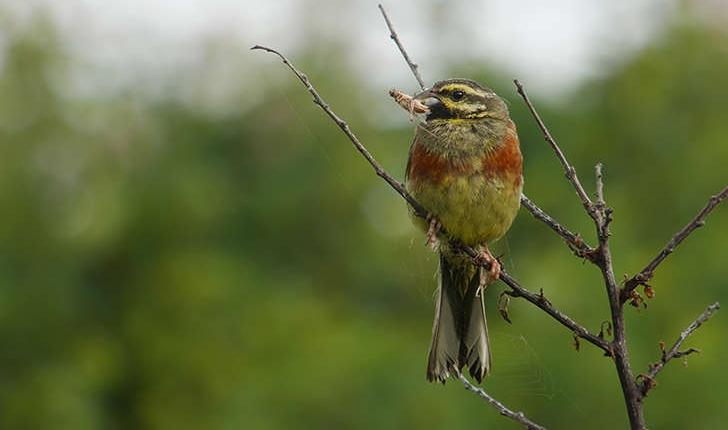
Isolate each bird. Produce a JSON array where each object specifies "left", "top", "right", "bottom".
[{"left": 404, "top": 78, "right": 523, "bottom": 384}]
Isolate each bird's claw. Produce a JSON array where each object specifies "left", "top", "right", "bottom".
[
  {"left": 477, "top": 247, "right": 501, "bottom": 289},
  {"left": 425, "top": 213, "right": 441, "bottom": 250}
]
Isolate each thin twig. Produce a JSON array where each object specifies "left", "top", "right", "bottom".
[
  {"left": 378, "top": 4, "right": 426, "bottom": 90},
  {"left": 593, "top": 163, "right": 613, "bottom": 239},
  {"left": 459, "top": 374, "right": 547, "bottom": 430},
  {"left": 622, "top": 185, "right": 728, "bottom": 302},
  {"left": 520, "top": 194, "right": 596, "bottom": 257},
  {"left": 453, "top": 241, "right": 612, "bottom": 353},
  {"left": 513, "top": 79, "right": 597, "bottom": 220},
  {"left": 640, "top": 302, "right": 720, "bottom": 395},
  {"left": 499, "top": 269, "right": 613, "bottom": 354},
  {"left": 594, "top": 163, "right": 605, "bottom": 207},
  {"left": 250, "top": 45, "right": 427, "bottom": 218}
]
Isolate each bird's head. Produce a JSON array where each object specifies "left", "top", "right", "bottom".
[{"left": 414, "top": 78, "right": 508, "bottom": 122}]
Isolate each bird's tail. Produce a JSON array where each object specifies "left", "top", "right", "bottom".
[{"left": 427, "top": 252, "right": 491, "bottom": 383}]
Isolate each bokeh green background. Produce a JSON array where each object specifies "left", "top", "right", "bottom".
[{"left": 1, "top": 3, "right": 727, "bottom": 430}]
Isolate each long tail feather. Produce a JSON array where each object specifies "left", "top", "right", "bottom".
[{"left": 427, "top": 252, "right": 491, "bottom": 383}]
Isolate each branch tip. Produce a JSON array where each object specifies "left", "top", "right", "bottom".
[
  {"left": 642, "top": 302, "right": 720, "bottom": 396},
  {"left": 623, "top": 185, "right": 728, "bottom": 302},
  {"left": 458, "top": 374, "right": 547, "bottom": 430},
  {"left": 513, "top": 79, "right": 595, "bottom": 217},
  {"left": 378, "top": 4, "right": 425, "bottom": 90}
]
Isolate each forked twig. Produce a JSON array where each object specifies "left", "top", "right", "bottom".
[
  {"left": 640, "top": 302, "right": 720, "bottom": 395},
  {"left": 623, "top": 186, "right": 728, "bottom": 302},
  {"left": 499, "top": 269, "right": 612, "bottom": 353}
]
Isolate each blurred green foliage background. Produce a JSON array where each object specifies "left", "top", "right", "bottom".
[{"left": 1, "top": 4, "right": 727, "bottom": 430}]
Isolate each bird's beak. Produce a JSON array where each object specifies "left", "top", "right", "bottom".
[{"left": 413, "top": 89, "right": 441, "bottom": 108}]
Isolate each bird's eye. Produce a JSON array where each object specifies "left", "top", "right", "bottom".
[{"left": 452, "top": 90, "right": 465, "bottom": 101}]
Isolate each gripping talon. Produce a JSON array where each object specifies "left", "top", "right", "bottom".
[
  {"left": 425, "top": 214, "right": 441, "bottom": 249},
  {"left": 477, "top": 247, "right": 501, "bottom": 288}
]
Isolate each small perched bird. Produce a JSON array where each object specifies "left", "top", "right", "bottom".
[{"left": 405, "top": 79, "right": 523, "bottom": 383}]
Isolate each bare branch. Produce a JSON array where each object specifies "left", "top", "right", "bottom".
[
  {"left": 513, "top": 79, "right": 597, "bottom": 220},
  {"left": 640, "top": 302, "right": 720, "bottom": 396},
  {"left": 250, "top": 45, "right": 427, "bottom": 218},
  {"left": 445, "top": 240, "right": 611, "bottom": 353},
  {"left": 458, "top": 374, "right": 547, "bottom": 430},
  {"left": 498, "top": 269, "right": 613, "bottom": 354},
  {"left": 378, "top": 4, "right": 426, "bottom": 90},
  {"left": 520, "top": 194, "right": 597, "bottom": 258},
  {"left": 622, "top": 185, "right": 728, "bottom": 302},
  {"left": 672, "top": 347, "right": 700, "bottom": 359}
]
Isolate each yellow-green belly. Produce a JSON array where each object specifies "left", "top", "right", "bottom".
[{"left": 408, "top": 172, "right": 521, "bottom": 246}]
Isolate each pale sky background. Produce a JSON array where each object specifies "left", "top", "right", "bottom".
[{"left": 2, "top": 0, "right": 725, "bottom": 106}]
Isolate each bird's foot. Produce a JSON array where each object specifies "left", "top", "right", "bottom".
[
  {"left": 425, "top": 213, "right": 441, "bottom": 250},
  {"left": 477, "top": 247, "right": 501, "bottom": 289}
]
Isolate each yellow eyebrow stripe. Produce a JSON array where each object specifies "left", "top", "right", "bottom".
[{"left": 438, "top": 84, "right": 480, "bottom": 96}]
